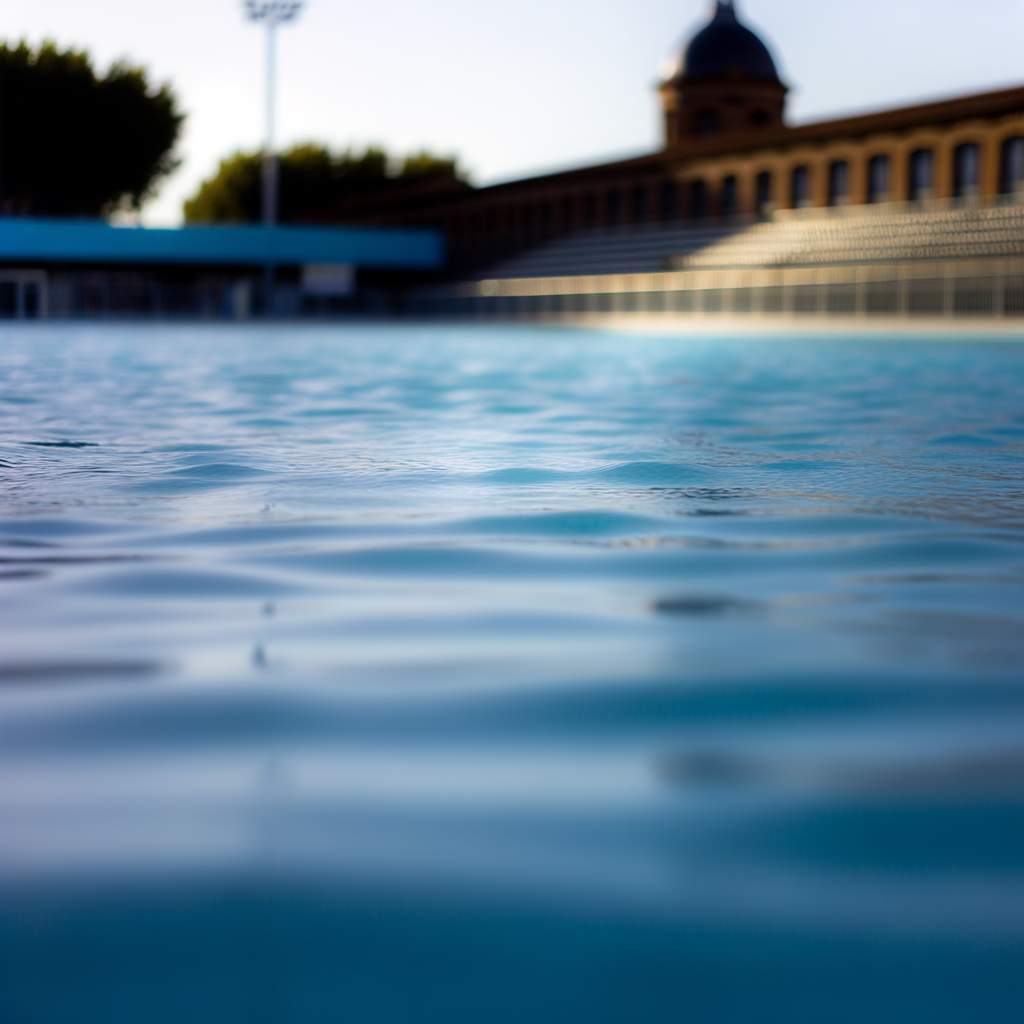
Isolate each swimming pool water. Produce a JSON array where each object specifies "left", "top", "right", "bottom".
[{"left": 1, "top": 325, "right": 1023, "bottom": 1022}]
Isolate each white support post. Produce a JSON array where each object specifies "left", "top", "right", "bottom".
[{"left": 243, "top": 1, "right": 306, "bottom": 316}]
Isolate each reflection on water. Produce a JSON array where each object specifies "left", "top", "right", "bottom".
[{"left": 1, "top": 325, "right": 1024, "bottom": 1022}]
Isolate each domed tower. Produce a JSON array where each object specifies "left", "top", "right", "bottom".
[{"left": 659, "top": 0, "right": 787, "bottom": 146}]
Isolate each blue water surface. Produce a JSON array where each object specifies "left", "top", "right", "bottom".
[{"left": 1, "top": 324, "right": 1023, "bottom": 1023}]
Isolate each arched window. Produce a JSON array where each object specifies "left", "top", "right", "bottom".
[
  {"left": 953, "top": 143, "right": 981, "bottom": 200},
  {"left": 519, "top": 206, "right": 534, "bottom": 239},
  {"left": 909, "top": 149, "right": 934, "bottom": 202},
  {"left": 721, "top": 175, "right": 739, "bottom": 219},
  {"left": 790, "top": 165, "right": 811, "bottom": 209},
  {"left": 606, "top": 189, "right": 623, "bottom": 226},
  {"left": 537, "top": 202, "right": 553, "bottom": 235},
  {"left": 689, "top": 179, "right": 709, "bottom": 220},
  {"left": 756, "top": 171, "right": 773, "bottom": 217},
  {"left": 660, "top": 180, "right": 679, "bottom": 222},
  {"left": 561, "top": 196, "right": 576, "bottom": 232},
  {"left": 828, "top": 160, "right": 850, "bottom": 206},
  {"left": 631, "top": 184, "right": 649, "bottom": 223},
  {"left": 867, "top": 155, "right": 890, "bottom": 204},
  {"left": 1000, "top": 137, "right": 1024, "bottom": 196},
  {"left": 695, "top": 110, "right": 720, "bottom": 137}
]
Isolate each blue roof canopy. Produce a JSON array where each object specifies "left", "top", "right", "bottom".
[{"left": 0, "top": 218, "right": 445, "bottom": 270}]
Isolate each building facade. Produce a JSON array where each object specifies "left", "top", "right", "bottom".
[
  {"left": 0, "top": 220, "right": 443, "bottom": 319},
  {"left": 348, "top": 0, "right": 1024, "bottom": 275}
]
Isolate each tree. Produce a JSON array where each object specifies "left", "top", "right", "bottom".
[
  {"left": 399, "top": 151, "right": 463, "bottom": 182},
  {"left": 0, "top": 40, "right": 183, "bottom": 217},
  {"left": 184, "top": 144, "right": 468, "bottom": 225}
]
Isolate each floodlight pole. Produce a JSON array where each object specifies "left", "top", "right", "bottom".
[
  {"left": 243, "top": 1, "right": 305, "bottom": 316},
  {"left": 263, "top": 19, "right": 279, "bottom": 233}
]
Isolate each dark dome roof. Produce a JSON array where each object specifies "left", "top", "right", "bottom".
[{"left": 669, "top": 1, "right": 782, "bottom": 83}]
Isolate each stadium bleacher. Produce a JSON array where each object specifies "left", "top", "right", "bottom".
[
  {"left": 479, "top": 223, "right": 739, "bottom": 280},
  {"left": 408, "top": 200, "right": 1024, "bottom": 320},
  {"left": 677, "top": 202, "right": 1024, "bottom": 270}
]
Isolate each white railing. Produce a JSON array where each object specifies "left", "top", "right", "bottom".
[{"left": 409, "top": 256, "right": 1024, "bottom": 322}]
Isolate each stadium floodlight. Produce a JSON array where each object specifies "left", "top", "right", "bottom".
[
  {"left": 245, "top": 1, "right": 305, "bottom": 25},
  {"left": 243, "top": 0, "right": 306, "bottom": 312},
  {"left": 244, "top": 1, "right": 305, "bottom": 27}
]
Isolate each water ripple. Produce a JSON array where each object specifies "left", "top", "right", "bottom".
[{"left": 0, "top": 325, "right": 1023, "bottom": 1022}]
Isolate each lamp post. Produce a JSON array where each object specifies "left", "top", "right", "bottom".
[{"left": 243, "top": 0, "right": 305, "bottom": 314}]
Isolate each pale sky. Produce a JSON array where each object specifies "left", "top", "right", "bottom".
[{"left": 6, "top": 0, "right": 1023, "bottom": 224}]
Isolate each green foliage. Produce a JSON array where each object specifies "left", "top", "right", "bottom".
[
  {"left": 184, "top": 144, "right": 467, "bottom": 225},
  {"left": 0, "top": 40, "right": 184, "bottom": 217},
  {"left": 399, "top": 151, "right": 463, "bottom": 181}
]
